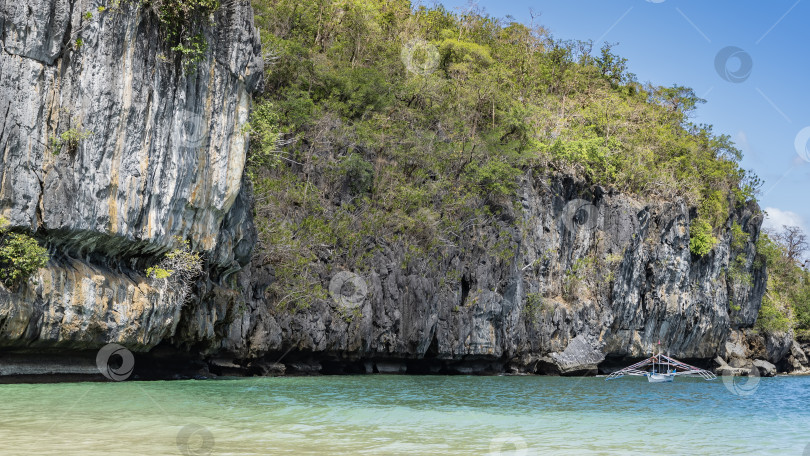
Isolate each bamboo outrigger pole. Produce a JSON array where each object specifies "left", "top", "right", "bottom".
[{"left": 606, "top": 351, "right": 717, "bottom": 381}]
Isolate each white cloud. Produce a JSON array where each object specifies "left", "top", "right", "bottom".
[
  {"left": 734, "top": 130, "right": 751, "bottom": 155},
  {"left": 762, "top": 207, "right": 806, "bottom": 233}
]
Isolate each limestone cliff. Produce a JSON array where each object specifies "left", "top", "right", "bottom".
[
  {"left": 209, "top": 176, "right": 769, "bottom": 376},
  {"left": 0, "top": 0, "right": 799, "bottom": 379},
  {"left": 0, "top": 0, "right": 262, "bottom": 351}
]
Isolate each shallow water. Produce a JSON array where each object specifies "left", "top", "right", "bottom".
[{"left": 0, "top": 375, "right": 807, "bottom": 455}]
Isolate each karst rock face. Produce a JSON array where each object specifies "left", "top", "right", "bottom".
[
  {"left": 216, "top": 176, "right": 766, "bottom": 375},
  {"left": 0, "top": 0, "right": 262, "bottom": 350},
  {"left": 0, "top": 1, "right": 772, "bottom": 376}
]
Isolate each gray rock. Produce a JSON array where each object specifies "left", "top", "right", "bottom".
[
  {"left": 752, "top": 359, "right": 776, "bottom": 377},
  {"left": 714, "top": 356, "right": 730, "bottom": 368},
  {"left": 0, "top": 0, "right": 70, "bottom": 64},
  {"left": 791, "top": 340, "right": 808, "bottom": 365},
  {"left": 724, "top": 338, "right": 747, "bottom": 361},
  {"left": 787, "top": 357, "right": 810, "bottom": 374},
  {"left": 0, "top": 1, "right": 788, "bottom": 379},
  {"left": 786, "top": 340, "right": 810, "bottom": 373},
  {"left": 723, "top": 329, "right": 793, "bottom": 369},
  {"left": 715, "top": 365, "right": 748, "bottom": 377},
  {"left": 729, "top": 358, "right": 753, "bottom": 369},
  {"left": 763, "top": 332, "right": 793, "bottom": 364},
  {"left": 217, "top": 177, "right": 767, "bottom": 372},
  {"left": 0, "top": 0, "right": 262, "bottom": 352},
  {"left": 549, "top": 335, "right": 605, "bottom": 375}
]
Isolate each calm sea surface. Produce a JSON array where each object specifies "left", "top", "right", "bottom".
[{"left": 0, "top": 375, "right": 807, "bottom": 455}]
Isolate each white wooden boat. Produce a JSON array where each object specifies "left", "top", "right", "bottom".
[
  {"left": 646, "top": 372, "right": 675, "bottom": 383},
  {"left": 606, "top": 351, "right": 716, "bottom": 382}
]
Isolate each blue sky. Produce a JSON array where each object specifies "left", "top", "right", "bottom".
[{"left": 437, "top": 0, "right": 809, "bottom": 234}]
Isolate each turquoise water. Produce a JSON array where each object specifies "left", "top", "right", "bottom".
[{"left": 0, "top": 375, "right": 808, "bottom": 455}]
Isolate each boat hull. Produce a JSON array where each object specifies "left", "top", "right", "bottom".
[{"left": 647, "top": 373, "right": 675, "bottom": 383}]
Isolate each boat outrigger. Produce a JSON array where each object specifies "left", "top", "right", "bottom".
[{"left": 606, "top": 352, "right": 717, "bottom": 382}]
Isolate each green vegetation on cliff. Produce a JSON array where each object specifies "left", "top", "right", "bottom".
[
  {"left": 0, "top": 217, "right": 49, "bottom": 290},
  {"left": 146, "top": 236, "right": 204, "bottom": 303},
  {"left": 149, "top": 0, "right": 220, "bottom": 72},
  {"left": 82, "top": 0, "right": 220, "bottom": 73},
  {"left": 755, "top": 225, "right": 810, "bottom": 337},
  {"left": 247, "top": 0, "right": 760, "bottom": 307}
]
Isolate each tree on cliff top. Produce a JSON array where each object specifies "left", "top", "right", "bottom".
[
  {"left": 772, "top": 225, "right": 808, "bottom": 264},
  {"left": 756, "top": 225, "right": 810, "bottom": 337}
]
